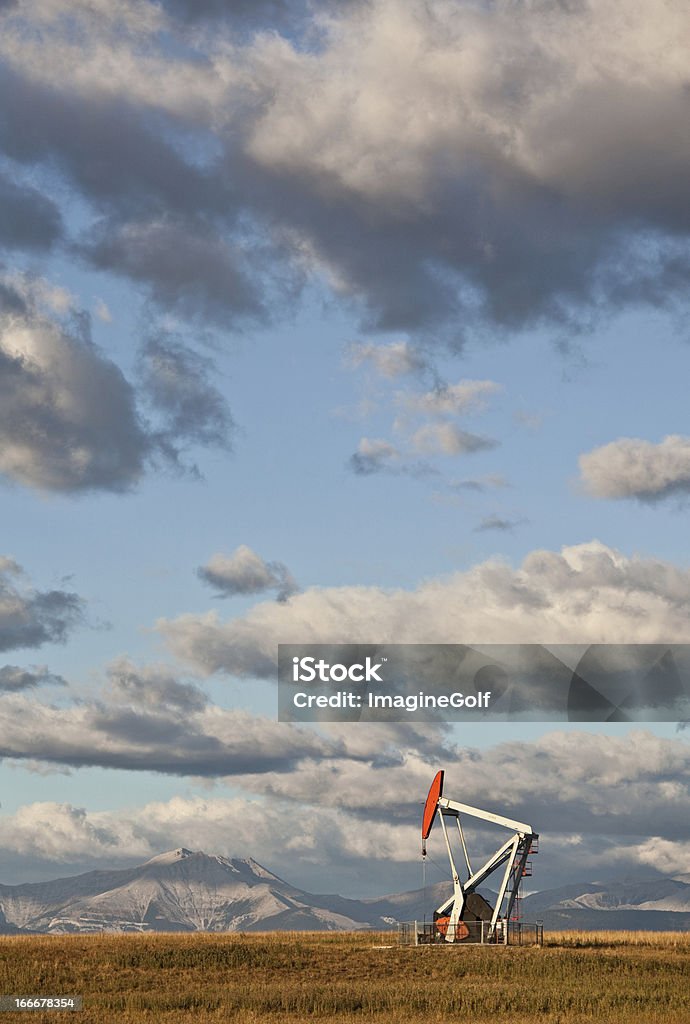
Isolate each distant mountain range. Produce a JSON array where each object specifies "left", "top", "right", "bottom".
[
  {"left": 1, "top": 849, "right": 688, "bottom": 934},
  {"left": 520, "top": 875, "right": 690, "bottom": 932}
]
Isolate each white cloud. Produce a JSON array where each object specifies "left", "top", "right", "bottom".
[
  {"left": 580, "top": 435, "right": 690, "bottom": 501},
  {"left": 1, "top": 729, "right": 688, "bottom": 892},
  {"left": 0, "top": 794, "right": 417, "bottom": 876},
  {"left": 2, "top": 0, "right": 689, "bottom": 338},
  {"left": 159, "top": 541, "right": 690, "bottom": 677},
  {"left": 0, "top": 0, "right": 220, "bottom": 120},
  {"left": 630, "top": 837, "right": 690, "bottom": 876},
  {"left": 0, "top": 679, "right": 333, "bottom": 776},
  {"left": 236, "top": 730, "right": 690, "bottom": 841},
  {"left": 245, "top": 1, "right": 690, "bottom": 209}
]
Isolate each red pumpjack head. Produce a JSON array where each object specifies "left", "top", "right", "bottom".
[{"left": 421, "top": 769, "right": 444, "bottom": 856}]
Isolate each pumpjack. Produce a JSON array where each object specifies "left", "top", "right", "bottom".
[{"left": 422, "top": 770, "right": 538, "bottom": 942}]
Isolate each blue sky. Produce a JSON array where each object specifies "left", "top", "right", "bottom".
[{"left": 0, "top": 0, "right": 689, "bottom": 897}]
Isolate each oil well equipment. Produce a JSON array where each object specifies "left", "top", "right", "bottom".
[{"left": 400, "top": 770, "right": 542, "bottom": 945}]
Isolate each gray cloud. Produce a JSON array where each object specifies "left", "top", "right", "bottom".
[
  {"left": 447, "top": 475, "right": 508, "bottom": 493},
  {"left": 0, "top": 63, "right": 221, "bottom": 219},
  {"left": 0, "top": 727, "right": 688, "bottom": 893},
  {"left": 0, "top": 276, "right": 235, "bottom": 493},
  {"left": 81, "top": 217, "right": 262, "bottom": 327},
  {"left": 0, "top": 676, "right": 336, "bottom": 776},
  {"left": 160, "top": 541, "right": 690, "bottom": 677},
  {"left": 474, "top": 514, "right": 526, "bottom": 533},
  {"left": 580, "top": 435, "right": 690, "bottom": 502},
  {"left": 161, "top": 0, "right": 312, "bottom": 27},
  {"left": 0, "top": 280, "right": 148, "bottom": 493},
  {"left": 0, "top": 170, "right": 62, "bottom": 250},
  {"left": 139, "top": 335, "right": 234, "bottom": 468},
  {"left": 0, "top": 1, "right": 687, "bottom": 342},
  {"left": 198, "top": 545, "right": 298, "bottom": 602},
  {"left": 238, "top": 730, "right": 690, "bottom": 843},
  {"left": 0, "top": 279, "right": 28, "bottom": 315},
  {"left": 0, "top": 665, "right": 66, "bottom": 691},
  {"left": 236, "top": 1, "right": 690, "bottom": 337},
  {"left": 106, "top": 657, "right": 208, "bottom": 713},
  {"left": 0, "top": 558, "right": 84, "bottom": 652}
]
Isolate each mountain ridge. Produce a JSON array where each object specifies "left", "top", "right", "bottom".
[{"left": 1, "top": 849, "right": 688, "bottom": 934}]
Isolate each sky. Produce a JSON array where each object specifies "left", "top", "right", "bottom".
[{"left": 0, "top": 0, "right": 689, "bottom": 898}]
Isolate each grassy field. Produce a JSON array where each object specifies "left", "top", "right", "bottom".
[{"left": 0, "top": 930, "right": 688, "bottom": 1023}]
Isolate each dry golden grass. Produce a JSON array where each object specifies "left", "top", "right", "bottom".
[{"left": 0, "top": 930, "right": 688, "bottom": 1023}]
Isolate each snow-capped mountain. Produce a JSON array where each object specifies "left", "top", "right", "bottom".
[
  {"left": 0, "top": 849, "right": 447, "bottom": 934},
  {"left": 520, "top": 876, "right": 690, "bottom": 931},
  {"left": 1, "top": 850, "right": 689, "bottom": 934},
  {"left": 0, "top": 850, "right": 373, "bottom": 933}
]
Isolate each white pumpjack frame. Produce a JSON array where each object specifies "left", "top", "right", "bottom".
[{"left": 428, "top": 796, "right": 537, "bottom": 943}]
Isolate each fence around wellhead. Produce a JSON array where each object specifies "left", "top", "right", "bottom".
[{"left": 398, "top": 920, "right": 544, "bottom": 946}]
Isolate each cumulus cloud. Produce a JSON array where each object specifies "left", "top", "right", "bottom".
[
  {"left": 160, "top": 541, "right": 690, "bottom": 677},
  {"left": 0, "top": 729, "right": 688, "bottom": 892},
  {"left": 0, "top": 793, "right": 419, "bottom": 886},
  {"left": 0, "top": 278, "right": 149, "bottom": 492},
  {"left": 0, "top": 0, "right": 688, "bottom": 339},
  {"left": 238, "top": 730, "right": 690, "bottom": 842},
  {"left": 0, "top": 802, "right": 131, "bottom": 866},
  {"left": 0, "top": 558, "right": 83, "bottom": 652},
  {"left": 239, "top": 0, "right": 690, "bottom": 334},
  {"left": 580, "top": 435, "right": 690, "bottom": 502},
  {"left": 0, "top": 676, "right": 334, "bottom": 776},
  {"left": 631, "top": 837, "right": 690, "bottom": 876},
  {"left": 0, "top": 276, "right": 235, "bottom": 492},
  {"left": 198, "top": 546, "right": 297, "bottom": 602}
]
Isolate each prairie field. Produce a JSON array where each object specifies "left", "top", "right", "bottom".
[{"left": 0, "top": 930, "right": 688, "bottom": 1023}]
